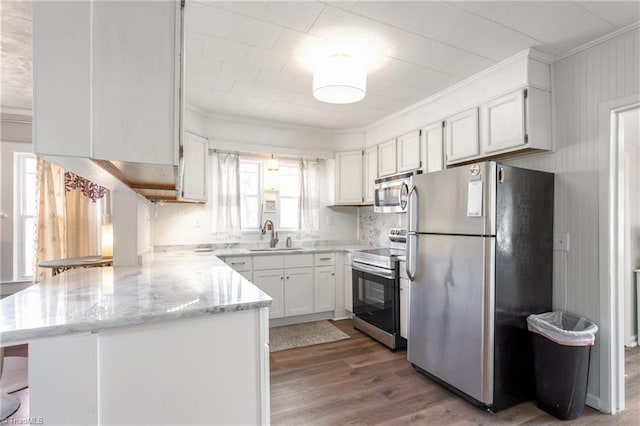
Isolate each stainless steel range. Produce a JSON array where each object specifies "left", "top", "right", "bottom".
[{"left": 352, "top": 228, "right": 407, "bottom": 350}]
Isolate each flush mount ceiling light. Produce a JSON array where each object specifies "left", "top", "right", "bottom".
[{"left": 313, "top": 53, "right": 366, "bottom": 104}]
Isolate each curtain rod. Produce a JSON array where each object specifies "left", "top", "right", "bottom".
[{"left": 208, "top": 148, "right": 325, "bottom": 163}]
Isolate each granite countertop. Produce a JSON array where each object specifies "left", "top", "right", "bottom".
[
  {"left": 213, "top": 245, "right": 373, "bottom": 257},
  {"left": 0, "top": 252, "right": 272, "bottom": 346}
]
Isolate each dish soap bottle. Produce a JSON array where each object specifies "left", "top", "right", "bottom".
[{"left": 286, "top": 235, "right": 292, "bottom": 248}]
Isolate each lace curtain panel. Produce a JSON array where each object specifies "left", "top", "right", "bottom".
[
  {"left": 299, "top": 159, "right": 320, "bottom": 236},
  {"left": 213, "top": 152, "right": 241, "bottom": 237},
  {"left": 35, "top": 159, "right": 105, "bottom": 280}
]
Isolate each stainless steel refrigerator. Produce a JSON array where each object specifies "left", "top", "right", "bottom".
[{"left": 406, "top": 161, "right": 554, "bottom": 412}]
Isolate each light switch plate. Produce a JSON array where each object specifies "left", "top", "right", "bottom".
[{"left": 553, "top": 233, "right": 570, "bottom": 251}]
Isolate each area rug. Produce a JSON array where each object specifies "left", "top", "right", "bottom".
[
  {"left": 270, "top": 321, "right": 350, "bottom": 352},
  {"left": 0, "top": 357, "right": 28, "bottom": 394}
]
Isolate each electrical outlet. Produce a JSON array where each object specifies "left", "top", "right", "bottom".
[
  {"left": 326, "top": 215, "right": 333, "bottom": 225},
  {"left": 194, "top": 218, "right": 201, "bottom": 228},
  {"left": 553, "top": 233, "right": 570, "bottom": 251}
]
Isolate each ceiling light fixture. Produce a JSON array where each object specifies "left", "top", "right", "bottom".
[
  {"left": 313, "top": 53, "right": 366, "bottom": 104},
  {"left": 266, "top": 154, "right": 279, "bottom": 172}
]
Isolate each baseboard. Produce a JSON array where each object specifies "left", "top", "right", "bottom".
[
  {"left": 586, "top": 393, "right": 600, "bottom": 410},
  {"left": 269, "top": 311, "right": 333, "bottom": 327}
]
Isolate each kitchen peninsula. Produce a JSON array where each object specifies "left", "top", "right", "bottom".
[{"left": 0, "top": 252, "right": 271, "bottom": 425}]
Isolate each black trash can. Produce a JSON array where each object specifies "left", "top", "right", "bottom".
[{"left": 527, "top": 311, "right": 598, "bottom": 421}]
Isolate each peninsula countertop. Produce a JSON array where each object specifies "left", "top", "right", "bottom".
[{"left": 0, "top": 251, "right": 272, "bottom": 346}]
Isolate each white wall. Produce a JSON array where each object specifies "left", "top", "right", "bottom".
[
  {"left": 1, "top": 113, "right": 32, "bottom": 283},
  {"left": 623, "top": 108, "right": 640, "bottom": 345},
  {"left": 505, "top": 28, "right": 640, "bottom": 401},
  {"left": 112, "top": 190, "right": 151, "bottom": 265}
]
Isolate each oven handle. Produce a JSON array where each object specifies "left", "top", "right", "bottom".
[
  {"left": 406, "top": 184, "right": 418, "bottom": 281},
  {"left": 352, "top": 262, "right": 396, "bottom": 280}
]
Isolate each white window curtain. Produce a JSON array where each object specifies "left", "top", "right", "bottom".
[
  {"left": 299, "top": 160, "right": 319, "bottom": 236},
  {"left": 214, "top": 152, "right": 241, "bottom": 237}
]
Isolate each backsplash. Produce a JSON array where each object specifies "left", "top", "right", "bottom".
[{"left": 358, "top": 207, "right": 406, "bottom": 247}]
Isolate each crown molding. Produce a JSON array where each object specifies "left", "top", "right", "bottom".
[{"left": 554, "top": 21, "right": 640, "bottom": 62}]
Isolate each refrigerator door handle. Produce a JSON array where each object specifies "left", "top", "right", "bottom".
[{"left": 406, "top": 185, "right": 419, "bottom": 281}]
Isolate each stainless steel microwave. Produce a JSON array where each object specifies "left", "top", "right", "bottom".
[{"left": 373, "top": 170, "right": 421, "bottom": 213}]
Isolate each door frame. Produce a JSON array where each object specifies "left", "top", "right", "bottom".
[{"left": 598, "top": 95, "right": 640, "bottom": 414}]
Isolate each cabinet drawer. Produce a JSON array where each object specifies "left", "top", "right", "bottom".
[
  {"left": 284, "top": 254, "right": 314, "bottom": 268},
  {"left": 253, "top": 255, "right": 285, "bottom": 270},
  {"left": 314, "top": 253, "right": 335, "bottom": 266},
  {"left": 224, "top": 256, "right": 252, "bottom": 272}
]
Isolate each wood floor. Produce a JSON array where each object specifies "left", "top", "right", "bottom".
[
  {"left": 270, "top": 319, "right": 640, "bottom": 425},
  {"left": 4, "top": 320, "right": 639, "bottom": 425}
]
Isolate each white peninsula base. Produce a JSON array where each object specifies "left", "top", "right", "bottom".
[{"left": 29, "top": 308, "right": 270, "bottom": 425}]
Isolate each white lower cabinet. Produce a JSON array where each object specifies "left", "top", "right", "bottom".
[
  {"left": 284, "top": 267, "right": 314, "bottom": 316},
  {"left": 253, "top": 270, "right": 285, "bottom": 319},
  {"left": 400, "top": 277, "right": 410, "bottom": 339},
  {"left": 314, "top": 266, "right": 335, "bottom": 312}
]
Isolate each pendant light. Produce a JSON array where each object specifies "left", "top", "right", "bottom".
[{"left": 313, "top": 53, "right": 366, "bottom": 104}]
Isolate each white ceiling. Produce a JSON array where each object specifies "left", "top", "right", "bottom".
[
  {"left": 185, "top": 0, "right": 640, "bottom": 129},
  {"left": 1, "top": 1, "right": 639, "bottom": 129},
  {"left": 0, "top": 0, "right": 32, "bottom": 112}
]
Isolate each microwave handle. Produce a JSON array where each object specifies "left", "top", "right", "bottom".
[
  {"left": 406, "top": 185, "right": 418, "bottom": 281},
  {"left": 400, "top": 182, "right": 409, "bottom": 211}
]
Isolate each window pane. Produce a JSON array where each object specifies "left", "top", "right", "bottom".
[
  {"left": 24, "top": 171, "right": 37, "bottom": 216},
  {"left": 280, "top": 197, "right": 299, "bottom": 229},
  {"left": 241, "top": 196, "right": 259, "bottom": 229},
  {"left": 23, "top": 217, "right": 35, "bottom": 277},
  {"left": 279, "top": 165, "right": 299, "bottom": 197}
]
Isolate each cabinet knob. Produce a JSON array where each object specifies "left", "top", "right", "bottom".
[
  {"left": 286, "top": 276, "right": 290, "bottom": 280},
  {"left": 280, "top": 276, "right": 284, "bottom": 280},
  {"left": 332, "top": 273, "right": 335, "bottom": 276}
]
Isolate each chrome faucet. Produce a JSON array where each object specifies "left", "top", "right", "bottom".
[{"left": 261, "top": 220, "right": 279, "bottom": 248}]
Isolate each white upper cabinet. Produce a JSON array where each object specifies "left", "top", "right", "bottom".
[
  {"left": 335, "top": 150, "right": 363, "bottom": 204},
  {"left": 397, "top": 130, "right": 421, "bottom": 172},
  {"left": 445, "top": 107, "right": 480, "bottom": 164},
  {"left": 378, "top": 139, "right": 398, "bottom": 177},
  {"left": 421, "top": 122, "right": 444, "bottom": 173},
  {"left": 92, "top": 1, "right": 180, "bottom": 166},
  {"left": 363, "top": 146, "right": 378, "bottom": 203},
  {"left": 179, "top": 132, "right": 208, "bottom": 202},
  {"left": 480, "top": 90, "right": 525, "bottom": 154},
  {"left": 34, "top": 0, "right": 181, "bottom": 165}
]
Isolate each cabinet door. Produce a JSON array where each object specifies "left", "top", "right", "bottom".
[
  {"left": 378, "top": 139, "right": 397, "bottom": 177},
  {"left": 180, "top": 132, "right": 208, "bottom": 202},
  {"left": 422, "top": 121, "right": 444, "bottom": 173},
  {"left": 363, "top": 146, "right": 378, "bottom": 203},
  {"left": 253, "top": 270, "right": 284, "bottom": 319},
  {"left": 33, "top": 1, "right": 92, "bottom": 158},
  {"left": 480, "top": 89, "right": 525, "bottom": 154},
  {"left": 285, "top": 267, "right": 314, "bottom": 317},
  {"left": 335, "top": 150, "right": 363, "bottom": 203},
  {"left": 314, "top": 266, "right": 335, "bottom": 312},
  {"left": 397, "top": 131, "right": 421, "bottom": 172},
  {"left": 92, "top": 1, "right": 180, "bottom": 166},
  {"left": 445, "top": 107, "right": 479, "bottom": 164},
  {"left": 400, "top": 277, "right": 410, "bottom": 339},
  {"left": 344, "top": 265, "right": 353, "bottom": 313}
]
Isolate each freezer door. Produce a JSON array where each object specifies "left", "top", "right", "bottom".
[
  {"left": 408, "top": 234, "right": 495, "bottom": 405},
  {"left": 412, "top": 162, "right": 496, "bottom": 235}
]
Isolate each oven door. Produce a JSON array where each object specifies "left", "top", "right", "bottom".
[
  {"left": 374, "top": 180, "right": 409, "bottom": 213},
  {"left": 352, "top": 263, "right": 399, "bottom": 335}
]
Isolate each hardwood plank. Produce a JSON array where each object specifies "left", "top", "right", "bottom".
[{"left": 270, "top": 319, "right": 640, "bottom": 425}]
